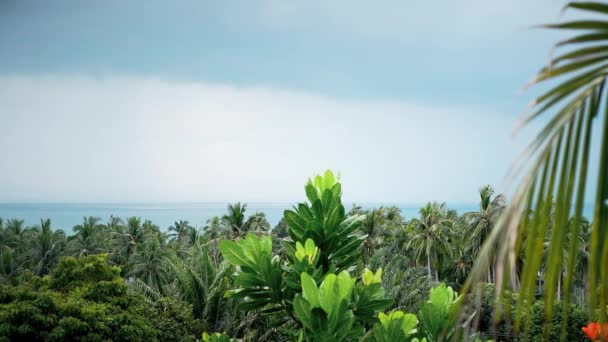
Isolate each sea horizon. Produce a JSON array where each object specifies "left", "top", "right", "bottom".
[{"left": 0, "top": 201, "right": 482, "bottom": 233}]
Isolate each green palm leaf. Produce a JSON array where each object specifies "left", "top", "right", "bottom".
[{"left": 463, "top": 2, "right": 608, "bottom": 340}]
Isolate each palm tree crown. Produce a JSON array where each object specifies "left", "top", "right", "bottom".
[{"left": 407, "top": 202, "right": 454, "bottom": 282}]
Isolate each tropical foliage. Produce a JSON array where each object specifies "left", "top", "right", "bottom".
[
  {"left": 4, "top": 1, "right": 608, "bottom": 340},
  {"left": 0, "top": 170, "right": 597, "bottom": 340},
  {"left": 453, "top": 2, "right": 608, "bottom": 341}
]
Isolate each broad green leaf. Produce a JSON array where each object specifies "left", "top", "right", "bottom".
[
  {"left": 293, "top": 295, "right": 313, "bottom": 327},
  {"left": 362, "top": 268, "right": 382, "bottom": 286},
  {"left": 319, "top": 273, "right": 338, "bottom": 314},
  {"left": 304, "top": 238, "right": 316, "bottom": 255},
  {"left": 235, "top": 272, "right": 262, "bottom": 287},
  {"left": 295, "top": 241, "right": 306, "bottom": 261},
  {"left": 330, "top": 214, "right": 365, "bottom": 240},
  {"left": 301, "top": 272, "right": 320, "bottom": 308},
  {"left": 399, "top": 313, "right": 418, "bottom": 336},
  {"left": 305, "top": 183, "right": 319, "bottom": 203},
  {"left": 336, "top": 271, "right": 355, "bottom": 303},
  {"left": 322, "top": 170, "right": 336, "bottom": 190},
  {"left": 219, "top": 240, "right": 249, "bottom": 267},
  {"left": 285, "top": 210, "right": 306, "bottom": 238}
]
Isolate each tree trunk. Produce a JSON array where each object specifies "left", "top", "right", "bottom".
[
  {"left": 557, "top": 271, "right": 562, "bottom": 301},
  {"left": 427, "top": 254, "right": 432, "bottom": 279},
  {"left": 510, "top": 267, "right": 520, "bottom": 291}
]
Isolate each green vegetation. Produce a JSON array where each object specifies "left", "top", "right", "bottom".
[
  {"left": 3, "top": 2, "right": 608, "bottom": 341},
  {"left": 459, "top": 3, "right": 608, "bottom": 340},
  {"left": 0, "top": 170, "right": 595, "bottom": 340},
  {"left": 0, "top": 254, "right": 158, "bottom": 341}
]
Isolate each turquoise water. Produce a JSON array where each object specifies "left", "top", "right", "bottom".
[{"left": 0, "top": 202, "right": 480, "bottom": 233}]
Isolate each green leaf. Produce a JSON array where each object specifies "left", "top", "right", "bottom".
[
  {"left": 238, "top": 299, "right": 272, "bottom": 311},
  {"left": 305, "top": 183, "right": 319, "bottom": 203},
  {"left": 293, "top": 295, "right": 312, "bottom": 327},
  {"left": 331, "top": 235, "right": 365, "bottom": 260},
  {"left": 295, "top": 241, "right": 306, "bottom": 261},
  {"left": 319, "top": 273, "right": 338, "bottom": 314},
  {"left": 235, "top": 272, "right": 262, "bottom": 287},
  {"left": 331, "top": 215, "right": 365, "bottom": 240},
  {"left": 399, "top": 313, "right": 418, "bottom": 336},
  {"left": 544, "top": 20, "right": 608, "bottom": 30},
  {"left": 285, "top": 210, "right": 306, "bottom": 239},
  {"left": 323, "top": 170, "right": 336, "bottom": 190},
  {"left": 362, "top": 268, "right": 382, "bottom": 286},
  {"left": 336, "top": 271, "right": 355, "bottom": 303},
  {"left": 301, "top": 272, "right": 320, "bottom": 308},
  {"left": 304, "top": 238, "right": 316, "bottom": 256},
  {"left": 557, "top": 32, "right": 608, "bottom": 46},
  {"left": 566, "top": 2, "right": 608, "bottom": 15},
  {"left": 219, "top": 240, "right": 249, "bottom": 267}
]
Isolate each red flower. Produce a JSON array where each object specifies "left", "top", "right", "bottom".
[{"left": 583, "top": 322, "right": 608, "bottom": 341}]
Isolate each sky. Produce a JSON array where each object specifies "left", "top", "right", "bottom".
[{"left": 0, "top": 0, "right": 582, "bottom": 204}]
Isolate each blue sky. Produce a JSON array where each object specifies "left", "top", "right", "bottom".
[{"left": 0, "top": 0, "right": 583, "bottom": 203}]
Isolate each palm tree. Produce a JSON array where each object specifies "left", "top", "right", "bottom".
[
  {"left": 106, "top": 215, "right": 125, "bottom": 233},
  {"left": 245, "top": 212, "right": 270, "bottom": 236},
  {"left": 185, "top": 226, "right": 201, "bottom": 246},
  {"left": 142, "top": 219, "right": 165, "bottom": 243},
  {"left": 466, "top": 186, "right": 505, "bottom": 255},
  {"left": 128, "top": 238, "right": 169, "bottom": 292},
  {"left": 382, "top": 262, "right": 433, "bottom": 314},
  {"left": 385, "top": 206, "right": 403, "bottom": 224},
  {"left": 5, "top": 219, "right": 24, "bottom": 237},
  {"left": 166, "top": 244, "right": 236, "bottom": 331},
  {"left": 27, "top": 219, "right": 66, "bottom": 276},
  {"left": 142, "top": 219, "right": 160, "bottom": 232},
  {"left": 169, "top": 220, "right": 193, "bottom": 243},
  {"left": 464, "top": 185, "right": 505, "bottom": 282},
  {"left": 67, "top": 216, "right": 104, "bottom": 256},
  {"left": 407, "top": 202, "right": 454, "bottom": 281},
  {"left": 115, "top": 217, "right": 146, "bottom": 271},
  {"left": 202, "top": 216, "right": 227, "bottom": 265},
  {"left": 222, "top": 202, "right": 247, "bottom": 238},
  {"left": 3, "top": 219, "right": 25, "bottom": 250},
  {"left": 466, "top": 2, "right": 608, "bottom": 333},
  {"left": 361, "top": 208, "right": 386, "bottom": 264},
  {"left": 203, "top": 216, "right": 225, "bottom": 240},
  {"left": 0, "top": 246, "right": 20, "bottom": 285}
]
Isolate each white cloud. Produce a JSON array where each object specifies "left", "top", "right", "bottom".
[{"left": 0, "top": 75, "right": 521, "bottom": 203}]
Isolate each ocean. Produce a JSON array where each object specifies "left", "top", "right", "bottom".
[{"left": 0, "top": 202, "right": 482, "bottom": 233}]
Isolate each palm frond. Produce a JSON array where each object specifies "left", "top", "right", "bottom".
[{"left": 463, "top": 2, "right": 608, "bottom": 338}]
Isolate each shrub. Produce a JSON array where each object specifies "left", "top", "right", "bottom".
[{"left": 0, "top": 254, "right": 157, "bottom": 341}]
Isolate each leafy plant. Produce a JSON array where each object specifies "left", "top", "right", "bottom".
[
  {"left": 293, "top": 271, "right": 361, "bottom": 341},
  {"left": 370, "top": 310, "right": 422, "bottom": 342},
  {"left": 418, "top": 283, "right": 465, "bottom": 342},
  {"left": 0, "top": 254, "right": 157, "bottom": 341},
  {"left": 284, "top": 170, "right": 367, "bottom": 274},
  {"left": 465, "top": 2, "right": 608, "bottom": 339},
  {"left": 202, "top": 332, "right": 239, "bottom": 342},
  {"left": 219, "top": 171, "right": 391, "bottom": 339}
]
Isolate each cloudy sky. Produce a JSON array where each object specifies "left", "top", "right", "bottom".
[{"left": 0, "top": 0, "right": 576, "bottom": 203}]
